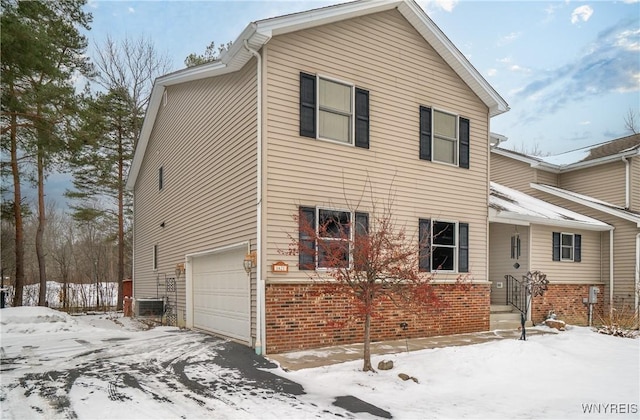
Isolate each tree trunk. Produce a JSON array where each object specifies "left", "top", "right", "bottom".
[
  {"left": 117, "top": 131, "right": 124, "bottom": 311},
  {"left": 10, "top": 112, "right": 25, "bottom": 307},
  {"left": 36, "top": 146, "right": 47, "bottom": 306},
  {"left": 362, "top": 312, "right": 373, "bottom": 372}
]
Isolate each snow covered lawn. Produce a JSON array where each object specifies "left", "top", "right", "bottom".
[{"left": 1, "top": 307, "right": 638, "bottom": 419}]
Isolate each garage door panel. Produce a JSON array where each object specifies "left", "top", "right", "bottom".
[{"left": 192, "top": 248, "right": 250, "bottom": 343}]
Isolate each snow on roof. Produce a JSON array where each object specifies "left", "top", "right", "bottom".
[{"left": 490, "top": 182, "right": 610, "bottom": 230}]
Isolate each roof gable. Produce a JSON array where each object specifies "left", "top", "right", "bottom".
[{"left": 126, "top": 0, "right": 509, "bottom": 190}]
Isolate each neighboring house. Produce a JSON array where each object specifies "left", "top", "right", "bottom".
[
  {"left": 126, "top": 0, "right": 509, "bottom": 354},
  {"left": 490, "top": 134, "right": 640, "bottom": 326}
]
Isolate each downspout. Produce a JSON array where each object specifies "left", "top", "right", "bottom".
[
  {"left": 636, "top": 233, "right": 639, "bottom": 319},
  {"left": 244, "top": 40, "right": 265, "bottom": 355},
  {"left": 609, "top": 229, "right": 614, "bottom": 318},
  {"left": 621, "top": 156, "right": 630, "bottom": 209}
]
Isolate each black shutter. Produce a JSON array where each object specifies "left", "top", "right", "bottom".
[
  {"left": 459, "top": 117, "right": 470, "bottom": 169},
  {"left": 355, "top": 88, "right": 369, "bottom": 149},
  {"left": 299, "top": 206, "right": 316, "bottom": 270},
  {"left": 419, "top": 218, "right": 431, "bottom": 271},
  {"left": 574, "top": 234, "right": 581, "bottom": 262},
  {"left": 354, "top": 212, "right": 369, "bottom": 271},
  {"left": 458, "top": 222, "right": 469, "bottom": 273},
  {"left": 300, "top": 73, "right": 316, "bottom": 138},
  {"left": 419, "top": 106, "right": 432, "bottom": 161},
  {"left": 552, "top": 232, "right": 560, "bottom": 261}
]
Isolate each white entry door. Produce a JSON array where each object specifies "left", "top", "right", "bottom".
[{"left": 191, "top": 247, "right": 250, "bottom": 343}]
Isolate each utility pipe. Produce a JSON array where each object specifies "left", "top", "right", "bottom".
[
  {"left": 610, "top": 229, "right": 614, "bottom": 318},
  {"left": 244, "top": 40, "right": 265, "bottom": 355},
  {"left": 636, "top": 233, "right": 639, "bottom": 319}
]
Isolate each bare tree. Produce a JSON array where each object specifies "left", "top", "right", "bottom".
[{"left": 624, "top": 108, "right": 638, "bottom": 134}]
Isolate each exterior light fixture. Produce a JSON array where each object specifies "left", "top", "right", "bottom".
[{"left": 243, "top": 252, "right": 256, "bottom": 274}]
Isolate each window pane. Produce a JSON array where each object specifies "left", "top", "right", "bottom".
[
  {"left": 317, "top": 240, "right": 350, "bottom": 268},
  {"left": 562, "top": 234, "right": 573, "bottom": 247},
  {"left": 434, "top": 110, "right": 456, "bottom": 138},
  {"left": 433, "top": 137, "right": 456, "bottom": 164},
  {"left": 318, "top": 210, "right": 350, "bottom": 238},
  {"left": 433, "top": 221, "right": 455, "bottom": 245},
  {"left": 319, "top": 111, "right": 350, "bottom": 143},
  {"left": 562, "top": 247, "right": 573, "bottom": 260},
  {"left": 319, "top": 79, "right": 351, "bottom": 113},
  {"left": 432, "top": 246, "right": 454, "bottom": 270}
]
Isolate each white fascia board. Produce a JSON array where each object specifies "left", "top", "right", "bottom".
[
  {"left": 531, "top": 183, "right": 640, "bottom": 227},
  {"left": 490, "top": 208, "right": 612, "bottom": 231},
  {"left": 398, "top": 1, "right": 508, "bottom": 117},
  {"left": 256, "top": 0, "right": 401, "bottom": 36},
  {"left": 552, "top": 148, "right": 640, "bottom": 173}
]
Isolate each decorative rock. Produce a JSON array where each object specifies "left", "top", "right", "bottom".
[
  {"left": 545, "top": 319, "right": 566, "bottom": 331},
  {"left": 398, "top": 373, "right": 419, "bottom": 383},
  {"left": 377, "top": 360, "right": 394, "bottom": 370}
]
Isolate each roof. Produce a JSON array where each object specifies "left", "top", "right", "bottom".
[
  {"left": 531, "top": 183, "right": 640, "bottom": 228},
  {"left": 126, "top": 0, "right": 509, "bottom": 190},
  {"left": 491, "top": 133, "right": 640, "bottom": 173},
  {"left": 489, "top": 182, "right": 611, "bottom": 231}
]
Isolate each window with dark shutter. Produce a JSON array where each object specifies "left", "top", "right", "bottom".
[
  {"left": 574, "top": 234, "right": 581, "bottom": 262},
  {"left": 458, "top": 222, "right": 469, "bottom": 272},
  {"left": 299, "top": 206, "right": 316, "bottom": 270},
  {"left": 552, "top": 232, "right": 561, "bottom": 261},
  {"left": 354, "top": 212, "right": 369, "bottom": 270},
  {"left": 419, "top": 106, "right": 432, "bottom": 161},
  {"left": 300, "top": 73, "right": 316, "bottom": 138},
  {"left": 355, "top": 88, "right": 369, "bottom": 149},
  {"left": 419, "top": 218, "right": 431, "bottom": 271},
  {"left": 459, "top": 117, "right": 470, "bottom": 169}
]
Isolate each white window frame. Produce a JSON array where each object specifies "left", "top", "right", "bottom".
[
  {"left": 316, "top": 75, "right": 355, "bottom": 146},
  {"left": 152, "top": 244, "right": 158, "bottom": 271},
  {"left": 432, "top": 108, "right": 459, "bottom": 166},
  {"left": 316, "top": 207, "right": 353, "bottom": 270},
  {"left": 431, "top": 219, "right": 458, "bottom": 272},
  {"left": 560, "top": 232, "right": 574, "bottom": 262}
]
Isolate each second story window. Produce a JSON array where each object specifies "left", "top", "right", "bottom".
[
  {"left": 419, "top": 106, "right": 470, "bottom": 169},
  {"left": 300, "top": 72, "right": 369, "bottom": 149}
]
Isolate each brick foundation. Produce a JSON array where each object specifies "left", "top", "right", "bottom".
[
  {"left": 531, "top": 284, "right": 604, "bottom": 326},
  {"left": 265, "top": 282, "right": 490, "bottom": 353}
]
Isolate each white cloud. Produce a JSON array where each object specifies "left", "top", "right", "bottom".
[
  {"left": 487, "top": 69, "right": 497, "bottom": 77},
  {"left": 128, "top": 7, "right": 135, "bottom": 14},
  {"left": 623, "top": 0, "right": 639, "bottom": 3},
  {"left": 497, "top": 31, "right": 522, "bottom": 46},
  {"left": 87, "top": 0, "right": 98, "bottom": 9},
  {"left": 614, "top": 28, "right": 640, "bottom": 51},
  {"left": 509, "top": 64, "right": 531, "bottom": 73},
  {"left": 418, "top": 0, "right": 458, "bottom": 13},
  {"left": 571, "top": 5, "right": 593, "bottom": 24},
  {"left": 497, "top": 57, "right": 511, "bottom": 64},
  {"left": 579, "top": 121, "right": 591, "bottom": 126}
]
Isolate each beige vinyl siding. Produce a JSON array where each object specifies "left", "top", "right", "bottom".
[
  {"left": 490, "top": 153, "right": 536, "bottom": 194},
  {"left": 609, "top": 220, "right": 639, "bottom": 308},
  {"left": 489, "top": 223, "right": 530, "bottom": 304},
  {"left": 558, "top": 161, "right": 626, "bottom": 207},
  {"left": 631, "top": 156, "right": 640, "bottom": 212},
  {"left": 263, "top": 10, "right": 490, "bottom": 283},
  {"left": 534, "top": 169, "right": 558, "bottom": 187},
  {"left": 529, "top": 225, "right": 602, "bottom": 284},
  {"left": 133, "top": 60, "right": 258, "bottom": 332}
]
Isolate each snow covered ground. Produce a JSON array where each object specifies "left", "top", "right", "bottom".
[{"left": 1, "top": 307, "right": 638, "bottom": 419}]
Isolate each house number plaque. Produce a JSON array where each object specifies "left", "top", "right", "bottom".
[{"left": 271, "top": 261, "right": 289, "bottom": 273}]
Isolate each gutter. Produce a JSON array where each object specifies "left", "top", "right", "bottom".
[
  {"left": 636, "top": 234, "right": 640, "bottom": 318},
  {"left": 610, "top": 229, "right": 614, "bottom": 318},
  {"left": 244, "top": 40, "right": 265, "bottom": 355}
]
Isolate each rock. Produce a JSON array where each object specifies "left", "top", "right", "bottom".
[
  {"left": 545, "top": 319, "right": 566, "bottom": 331},
  {"left": 377, "top": 360, "right": 393, "bottom": 370},
  {"left": 398, "top": 373, "right": 419, "bottom": 383}
]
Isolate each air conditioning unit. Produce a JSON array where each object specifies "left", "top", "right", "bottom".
[{"left": 134, "top": 298, "right": 164, "bottom": 317}]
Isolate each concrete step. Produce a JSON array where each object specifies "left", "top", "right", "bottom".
[
  {"left": 490, "top": 304, "right": 515, "bottom": 313},
  {"left": 490, "top": 310, "right": 533, "bottom": 330}
]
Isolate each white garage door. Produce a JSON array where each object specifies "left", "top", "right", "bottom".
[{"left": 191, "top": 247, "right": 250, "bottom": 343}]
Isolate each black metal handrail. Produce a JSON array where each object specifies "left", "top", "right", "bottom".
[{"left": 505, "top": 274, "right": 528, "bottom": 316}]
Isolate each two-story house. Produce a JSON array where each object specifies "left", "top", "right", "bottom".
[
  {"left": 125, "top": 0, "right": 509, "bottom": 354},
  {"left": 490, "top": 134, "right": 640, "bottom": 326}
]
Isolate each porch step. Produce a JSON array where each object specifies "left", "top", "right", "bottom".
[{"left": 489, "top": 305, "right": 531, "bottom": 330}]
